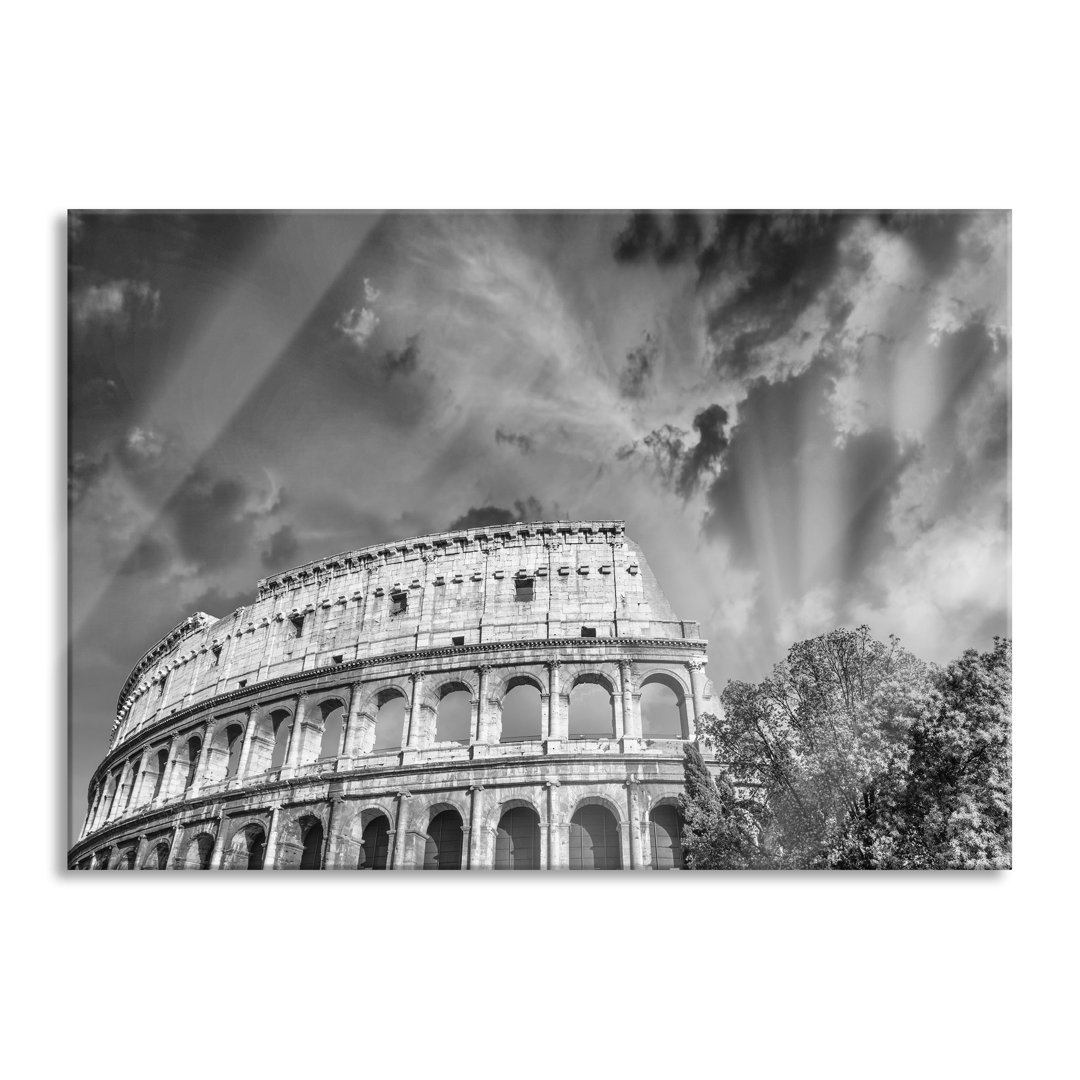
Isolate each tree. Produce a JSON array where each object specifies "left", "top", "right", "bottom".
[
  {"left": 678, "top": 742, "right": 768, "bottom": 869},
  {"left": 883, "top": 638, "right": 1011, "bottom": 869},
  {"left": 688, "top": 627, "right": 1012, "bottom": 870}
]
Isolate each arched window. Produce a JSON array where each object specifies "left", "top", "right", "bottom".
[
  {"left": 318, "top": 700, "right": 347, "bottom": 760},
  {"left": 435, "top": 686, "right": 471, "bottom": 743},
  {"left": 224, "top": 723, "right": 244, "bottom": 778},
  {"left": 494, "top": 807, "right": 540, "bottom": 869},
  {"left": 569, "top": 804, "right": 622, "bottom": 869},
  {"left": 150, "top": 748, "right": 169, "bottom": 801},
  {"left": 423, "top": 809, "right": 463, "bottom": 870},
  {"left": 184, "top": 737, "right": 201, "bottom": 790},
  {"left": 569, "top": 678, "right": 615, "bottom": 739},
  {"left": 360, "top": 816, "right": 391, "bottom": 870},
  {"left": 270, "top": 713, "right": 293, "bottom": 769},
  {"left": 183, "top": 834, "right": 214, "bottom": 869},
  {"left": 103, "top": 774, "right": 120, "bottom": 820},
  {"left": 501, "top": 681, "right": 542, "bottom": 742},
  {"left": 299, "top": 818, "right": 324, "bottom": 869},
  {"left": 114, "top": 847, "right": 137, "bottom": 870},
  {"left": 373, "top": 690, "right": 407, "bottom": 751},
  {"left": 640, "top": 676, "right": 688, "bottom": 738},
  {"left": 230, "top": 824, "right": 266, "bottom": 870},
  {"left": 144, "top": 842, "right": 170, "bottom": 870},
  {"left": 649, "top": 805, "right": 685, "bottom": 869}
]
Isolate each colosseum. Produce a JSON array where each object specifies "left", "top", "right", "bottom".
[{"left": 69, "top": 519, "right": 717, "bottom": 870}]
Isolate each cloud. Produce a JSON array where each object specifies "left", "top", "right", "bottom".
[
  {"left": 495, "top": 428, "right": 534, "bottom": 454},
  {"left": 619, "top": 333, "right": 659, "bottom": 398},
  {"left": 336, "top": 278, "right": 382, "bottom": 351},
  {"left": 676, "top": 404, "right": 729, "bottom": 497},
  {"left": 384, "top": 333, "right": 421, "bottom": 377},
  {"left": 262, "top": 523, "right": 300, "bottom": 569},
  {"left": 70, "top": 278, "right": 160, "bottom": 331},
  {"left": 613, "top": 211, "right": 705, "bottom": 265},
  {"left": 448, "top": 497, "right": 544, "bottom": 531}
]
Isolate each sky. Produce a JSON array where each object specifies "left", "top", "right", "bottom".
[{"left": 67, "top": 210, "right": 1010, "bottom": 840}]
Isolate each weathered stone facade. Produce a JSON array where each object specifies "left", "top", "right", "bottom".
[{"left": 69, "top": 520, "right": 716, "bottom": 870}]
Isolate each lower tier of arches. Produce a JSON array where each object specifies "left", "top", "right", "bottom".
[{"left": 70, "top": 756, "right": 695, "bottom": 870}]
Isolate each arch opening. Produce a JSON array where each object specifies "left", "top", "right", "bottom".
[
  {"left": 649, "top": 804, "right": 684, "bottom": 869},
  {"left": 640, "top": 676, "right": 688, "bottom": 739},
  {"left": 372, "top": 690, "right": 407, "bottom": 751},
  {"left": 299, "top": 817, "right": 324, "bottom": 870},
  {"left": 423, "top": 809, "right": 463, "bottom": 870},
  {"left": 494, "top": 807, "right": 540, "bottom": 869},
  {"left": 435, "top": 687, "right": 471, "bottom": 744},
  {"left": 569, "top": 804, "right": 622, "bottom": 869},
  {"left": 501, "top": 682, "right": 542, "bottom": 742},
  {"left": 359, "top": 815, "right": 390, "bottom": 870},
  {"left": 569, "top": 678, "right": 615, "bottom": 739},
  {"left": 317, "top": 699, "right": 347, "bottom": 760}
]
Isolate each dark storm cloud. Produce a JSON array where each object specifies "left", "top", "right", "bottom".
[
  {"left": 119, "top": 535, "right": 171, "bottom": 577},
  {"left": 702, "top": 360, "right": 912, "bottom": 594},
  {"left": 448, "top": 498, "right": 544, "bottom": 531},
  {"left": 384, "top": 333, "right": 421, "bottom": 377},
  {"left": 495, "top": 429, "right": 534, "bottom": 454},
  {"left": 262, "top": 523, "right": 300, "bottom": 569},
  {"left": 876, "top": 211, "right": 974, "bottom": 276},
  {"left": 613, "top": 211, "right": 705, "bottom": 265},
  {"left": 676, "top": 404, "right": 730, "bottom": 497},
  {"left": 164, "top": 466, "right": 281, "bottom": 572},
  {"left": 619, "top": 334, "right": 659, "bottom": 399}
]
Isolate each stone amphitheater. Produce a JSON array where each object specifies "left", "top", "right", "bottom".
[{"left": 69, "top": 520, "right": 717, "bottom": 870}]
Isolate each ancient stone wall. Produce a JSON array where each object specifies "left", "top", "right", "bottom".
[{"left": 70, "top": 520, "right": 716, "bottom": 871}]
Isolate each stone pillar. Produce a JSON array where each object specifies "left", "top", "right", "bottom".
[
  {"left": 474, "top": 665, "right": 491, "bottom": 745},
  {"left": 209, "top": 810, "right": 229, "bottom": 870},
  {"left": 406, "top": 673, "right": 424, "bottom": 749},
  {"left": 284, "top": 694, "right": 307, "bottom": 770},
  {"left": 390, "top": 790, "right": 412, "bottom": 869},
  {"left": 161, "top": 731, "right": 187, "bottom": 801},
  {"left": 545, "top": 780, "right": 563, "bottom": 870},
  {"left": 467, "top": 785, "right": 485, "bottom": 869},
  {"left": 343, "top": 683, "right": 365, "bottom": 758},
  {"left": 322, "top": 795, "right": 346, "bottom": 869},
  {"left": 82, "top": 786, "right": 103, "bottom": 839},
  {"left": 235, "top": 707, "right": 259, "bottom": 778},
  {"left": 545, "top": 659, "right": 564, "bottom": 748},
  {"left": 191, "top": 718, "right": 218, "bottom": 794},
  {"left": 166, "top": 822, "right": 185, "bottom": 868},
  {"left": 687, "top": 659, "right": 706, "bottom": 741},
  {"left": 625, "top": 778, "right": 643, "bottom": 869},
  {"left": 620, "top": 661, "right": 640, "bottom": 741},
  {"left": 128, "top": 748, "right": 152, "bottom": 810},
  {"left": 262, "top": 806, "right": 281, "bottom": 870}
]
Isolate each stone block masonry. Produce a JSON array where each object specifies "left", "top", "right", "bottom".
[{"left": 70, "top": 520, "right": 717, "bottom": 871}]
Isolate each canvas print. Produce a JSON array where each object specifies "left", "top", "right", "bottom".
[{"left": 67, "top": 211, "right": 1010, "bottom": 870}]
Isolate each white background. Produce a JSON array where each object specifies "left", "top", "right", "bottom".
[{"left": 3, "top": 2, "right": 1074, "bottom": 1078}]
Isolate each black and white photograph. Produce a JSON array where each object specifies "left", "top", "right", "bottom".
[
  {"left": 67, "top": 210, "right": 1010, "bottom": 872},
  {"left": 10, "top": 5, "right": 1076, "bottom": 1077}
]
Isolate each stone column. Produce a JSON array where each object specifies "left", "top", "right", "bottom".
[
  {"left": 128, "top": 748, "right": 152, "bottom": 810},
  {"left": 235, "top": 707, "right": 259, "bottom": 778},
  {"left": 467, "top": 785, "right": 485, "bottom": 869},
  {"left": 620, "top": 661, "right": 640, "bottom": 741},
  {"left": 166, "top": 822, "right": 185, "bottom": 868},
  {"left": 687, "top": 659, "right": 706, "bottom": 741},
  {"left": 82, "top": 786, "right": 103, "bottom": 839},
  {"left": 545, "top": 659, "right": 564, "bottom": 748},
  {"left": 209, "top": 810, "right": 229, "bottom": 870},
  {"left": 284, "top": 694, "right": 307, "bottom": 770},
  {"left": 322, "top": 795, "right": 346, "bottom": 869},
  {"left": 473, "top": 666, "right": 491, "bottom": 745},
  {"left": 191, "top": 718, "right": 218, "bottom": 794},
  {"left": 545, "top": 780, "right": 563, "bottom": 870},
  {"left": 406, "top": 673, "right": 425, "bottom": 750},
  {"left": 161, "top": 731, "right": 187, "bottom": 801},
  {"left": 343, "top": 683, "right": 365, "bottom": 758},
  {"left": 262, "top": 806, "right": 281, "bottom": 870},
  {"left": 625, "top": 778, "right": 643, "bottom": 869},
  {"left": 390, "top": 790, "right": 412, "bottom": 869}
]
